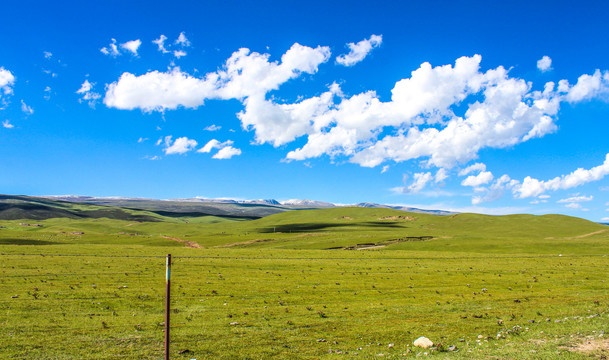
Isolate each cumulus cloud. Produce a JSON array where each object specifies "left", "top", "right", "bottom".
[
  {"left": 76, "top": 80, "right": 101, "bottom": 107},
  {"left": 164, "top": 136, "right": 198, "bottom": 154},
  {"left": 459, "top": 162, "right": 486, "bottom": 176},
  {"left": 0, "top": 67, "right": 15, "bottom": 99},
  {"left": 283, "top": 54, "right": 565, "bottom": 168},
  {"left": 44, "top": 51, "right": 53, "bottom": 59},
  {"left": 102, "top": 39, "right": 141, "bottom": 56},
  {"left": 514, "top": 153, "right": 609, "bottom": 198},
  {"left": 175, "top": 32, "right": 190, "bottom": 47},
  {"left": 120, "top": 39, "right": 142, "bottom": 56},
  {"left": 336, "top": 34, "right": 382, "bottom": 66},
  {"left": 198, "top": 139, "right": 232, "bottom": 153},
  {"left": 408, "top": 172, "right": 434, "bottom": 193},
  {"left": 435, "top": 168, "right": 448, "bottom": 183},
  {"left": 153, "top": 32, "right": 190, "bottom": 57},
  {"left": 104, "top": 69, "right": 216, "bottom": 111},
  {"left": 562, "top": 70, "right": 609, "bottom": 102},
  {"left": 198, "top": 139, "right": 241, "bottom": 159},
  {"left": 2, "top": 120, "right": 14, "bottom": 128},
  {"left": 103, "top": 44, "right": 609, "bottom": 201},
  {"left": 100, "top": 39, "right": 120, "bottom": 57},
  {"left": 153, "top": 35, "right": 169, "bottom": 53},
  {"left": 537, "top": 56, "right": 552, "bottom": 72},
  {"left": 198, "top": 139, "right": 222, "bottom": 153},
  {"left": 461, "top": 171, "right": 494, "bottom": 187},
  {"left": 213, "top": 145, "right": 241, "bottom": 159},
  {"left": 381, "top": 165, "right": 390, "bottom": 173},
  {"left": 104, "top": 43, "right": 331, "bottom": 112},
  {"left": 20, "top": 100, "right": 33, "bottom": 115}
]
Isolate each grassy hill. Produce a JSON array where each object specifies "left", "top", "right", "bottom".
[
  {"left": 1, "top": 199, "right": 607, "bottom": 254},
  {"left": 2, "top": 197, "right": 609, "bottom": 359}
]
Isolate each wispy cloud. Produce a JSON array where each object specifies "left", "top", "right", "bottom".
[{"left": 336, "top": 34, "right": 382, "bottom": 66}]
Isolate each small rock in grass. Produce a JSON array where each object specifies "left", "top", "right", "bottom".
[{"left": 413, "top": 336, "right": 433, "bottom": 348}]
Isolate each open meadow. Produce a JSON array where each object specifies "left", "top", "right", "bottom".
[{"left": 2, "top": 203, "right": 609, "bottom": 359}]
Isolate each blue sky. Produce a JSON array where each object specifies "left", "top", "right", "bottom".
[{"left": 1, "top": 1, "right": 609, "bottom": 221}]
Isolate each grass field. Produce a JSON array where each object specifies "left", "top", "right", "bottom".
[{"left": 1, "top": 206, "right": 609, "bottom": 359}]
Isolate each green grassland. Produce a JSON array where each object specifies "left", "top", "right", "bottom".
[{"left": 1, "top": 198, "right": 609, "bottom": 359}]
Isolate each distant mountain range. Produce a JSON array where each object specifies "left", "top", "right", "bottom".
[{"left": 40, "top": 195, "right": 453, "bottom": 215}]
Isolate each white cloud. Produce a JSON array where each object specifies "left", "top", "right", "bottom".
[
  {"left": 557, "top": 195, "right": 593, "bottom": 203},
  {"left": 514, "top": 153, "right": 609, "bottom": 198},
  {"left": 76, "top": 80, "right": 101, "bottom": 107},
  {"left": 121, "top": 39, "right": 142, "bottom": 56},
  {"left": 103, "top": 45, "right": 609, "bottom": 194},
  {"left": 164, "top": 136, "right": 198, "bottom": 155},
  {"left": 459, "top": 162, "right": 486, "bottom": 176},
  {"left": 0, "top": 67, "right": 15, "bottom": 98},
  {"left": 2, "top": 120, "right": 14, "bottom": 128},
  {"left": 204, "top": 124, "right": 221, "bottom": 131},
  {"left": 538, "top": 194, "right": 551, "bottom": 199},
  {"left": 44, "top": 51, "right": 53, "bottom": 59},
  {"left": 381, "top": 165, "right": 390, "bottom": 173},
  {"left": 44, "top": 86, "right": 52, "bottom": 100},
  {"left": 153, "top": 35, "right": 169, "bottom": 53},
  {"left": 101, "top": 39, "right": 120, "bottom": 57},
  {"left": 336, "top": 34, "right": 382, "bottom": 67},
  {"left": 403, "top": 172, "right": 433, "bottom": 193},
  {"left": 137, "top": 137, "right": 148, "bottom": 143},
  {"left": 461, "top": 171, "right": 494, "bottom": 187},
  {"left": 537, "top": 56, "right": 552, "bottom": 72},
  {"left": 173, "top": 50, "right": 187, "bottom": 59},
  {"left": 562, "top": 70, "right": 609, "bottom": 103},
  {"left": 564, "top": 203, "right": 582, "bottom": 209},
  {"left": 198, "top": 139, "right": 241, "bottom": 159},
  {"left": 104, "top": 43, "right": 331, "bottom": 112},
  {"left": 198, "top": 139, "right": 233, "bottom": 153},
  {"left": 104, "top": 68, "right": 217, "bottom": 112},
  {"left": 20, "top": 100, "right": 33, "bottom": 115},
  {"left": 601, "top": 217, "right": 609, "bottom": 221},
  {"left": 213, "top": 145, "right": 241, "bottom": 159},
  {"left": 198, "top": 139, "right": 221, "bottom": 153},
  {"left": 471, "top": 174, "right": 518, "bottom": 205},
  {"left": 284, "top": 54, "right": 563, "bottom": 168},
  {"left": 175, "top": 32, "right": 190, "bottom": 47},
  {"left": 435, "top": 168, "right": 448, "bottom": 183}
]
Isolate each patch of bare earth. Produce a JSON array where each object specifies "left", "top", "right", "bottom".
[
  {"left": 162, "top": 236, "right": 202, "bottom": 248},
  {"left": 566, "top": 337, "right": 609, "bottom": 358},
  {"left": 216, "top": 238, "right": 275, "bottom": 248},
  {"left": 378, "top": 215, "right": 416, "bottom": 221},
  {"left": 572, "top": 229, "right": 609, "bottom": 239}
]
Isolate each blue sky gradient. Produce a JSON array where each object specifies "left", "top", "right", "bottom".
[{"left": 1, "top": 1, "right": 608, "bottom": 221}]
